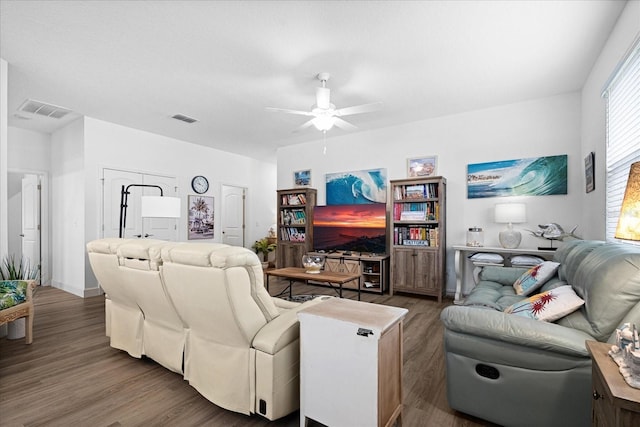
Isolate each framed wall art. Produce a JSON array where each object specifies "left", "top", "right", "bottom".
[
  {"left": 188, "top": 195, "right": 214, "bottom": 240},
  {"left": 585, "top": 151, "right": 595, "bottom": 193},
  {"left": 408, "top": 155, "right": 437, "bottom": 178},
  {"left": 326, "top": 168, "right": 387, "bottom": 205},
  {"left": 294, "top": 169, "right": 311, "bottom": 186},
  {"left": 467, "top": 154, "right": 568, "bottom": 199}
]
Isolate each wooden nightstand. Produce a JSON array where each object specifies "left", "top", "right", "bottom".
[{"left": 587, "top": 341, "right": 640, "bottom": 426}]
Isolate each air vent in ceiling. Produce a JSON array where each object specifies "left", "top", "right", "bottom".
[
  {"left": 18, "top": 99, "right": 72, "bottom": 119},
  {"left": 171, "top": 114, "right": 198, "bottom": 124}
]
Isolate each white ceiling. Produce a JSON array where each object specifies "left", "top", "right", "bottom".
[{"left": 0, "top": 1, "right": 626, "bottom": 162}]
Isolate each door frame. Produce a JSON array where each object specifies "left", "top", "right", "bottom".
[{"left": 7, "top": 168, "right": 49, "bottom": 286}]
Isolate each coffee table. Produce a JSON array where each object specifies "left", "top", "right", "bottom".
[{"left": 265, "top": 267, "right": 362, "bottom": 300}]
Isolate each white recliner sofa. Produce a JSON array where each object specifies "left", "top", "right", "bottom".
[{"left": 87, "top": 238, "right": 326, "bottom": 420}]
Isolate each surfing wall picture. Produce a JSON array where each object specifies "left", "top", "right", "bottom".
[
  {"left": 467, "top": 155, "right": 567, "bottom": 199},
  {"left": 326, "top": 168, "right": 387, "bottom": 205}
]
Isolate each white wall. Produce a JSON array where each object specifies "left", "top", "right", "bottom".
[
  {"left": 81, "top": 117, "right": 277, "bottom": 292},
  {"left": 0, "top": 58, "right": 8, "bottom": 257},
  {"left": 580, "top": 0, "right": 640, "bottom": 240},
  {"left": 277, "top": 92, "right": 583, "bottom": 296},
  {"left": 51, "top": 118, "right": 86, "bottom": 296}
]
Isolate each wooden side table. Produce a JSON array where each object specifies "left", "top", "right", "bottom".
[
  {"left": 297, "top": 298, "right": 408, "bottom": 427},
  {"left": 586, "top": 341, "right": 640, "bottom": 426}
]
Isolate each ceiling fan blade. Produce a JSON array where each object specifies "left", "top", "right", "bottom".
[
  {"left": 335, "top": 102, "right": 383, "bottom": 117},
  {"left": 333, "top": 117, "right": 358, "bottom": 131},
  {"left": 265, "top": 107, "right": 315, "bottom": 117},
  {"left": 316, "top": 87, "right": 331, "bottom": 110},
  {"left": 293, "top": 119, "right": 316, "bottom": 133}
]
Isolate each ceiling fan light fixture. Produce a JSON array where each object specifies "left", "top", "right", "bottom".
[
  {"left": 312, "top": 116, "right": 335, "bottom": 131},
  {"left": 316, "top": 87, "right": 331, "bottom": 110}
]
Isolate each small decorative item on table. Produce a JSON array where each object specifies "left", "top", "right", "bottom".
[
  {"left": 302, "top": 254, "right": 325, "bottom": 274},
  {"left": 609, "top": 322, "right": 640, "bottom": 389},
  {"left": 466, "top": 227, "right": 484, "bottom": 247}
]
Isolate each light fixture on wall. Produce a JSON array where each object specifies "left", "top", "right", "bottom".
[
  {"left": 615, "top": 161, "right": 640, "bottom": 241},
  {"left": 119, "top": 184, "right": 181, "bottom": 238},
  {"left": 495, "top": 203, "right": 527, "bottom": 249}
]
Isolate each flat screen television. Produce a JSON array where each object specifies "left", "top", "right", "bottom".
[{"left": 313, "top": 204, "right": 387, "bottom": 254}]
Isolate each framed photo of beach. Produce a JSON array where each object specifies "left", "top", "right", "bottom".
[
  {"left": 294, "top": 169, "right": 311, "bottom": 187},
  {"left": 408, "top": 156, "right": 437, "bottom": 177}
]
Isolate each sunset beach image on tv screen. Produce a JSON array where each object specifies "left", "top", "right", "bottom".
[{"left": 313, "top": 204, "right": 387, "bottom": 254}]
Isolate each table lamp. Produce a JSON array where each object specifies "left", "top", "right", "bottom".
[
  {"left": 495, "top": 203, "right": 527, "bottom": 249},
  {"left": 615, "top": 161, "right": 640, "bottom": 241}
]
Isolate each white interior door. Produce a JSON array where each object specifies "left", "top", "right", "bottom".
[
  {"left": 21, "top": 174, "right": 40, "bottom": 281},
  {"left": 221, "top": 184, "right": 245, "bottom": 247},
  {"left": 142, "top": 174, "right": 178, "bottom": 241},
  {"left": 103, "top": 169, "right": 178, "bottom": 241}
]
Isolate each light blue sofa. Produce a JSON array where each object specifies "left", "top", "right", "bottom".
[{"left": 440, "top": 240, "right": 640, "bottom": 427}]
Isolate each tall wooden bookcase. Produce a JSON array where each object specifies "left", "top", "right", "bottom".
[
  {"left": 276, "top": 188, "right": 317, "bottom": 268},
  {"left": 389, "top": 177, "right": 446, "bottom": 301}
]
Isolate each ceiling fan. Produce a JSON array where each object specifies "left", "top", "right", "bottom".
[{"left": 266, "top": 72, "right": 382, "bottom": 133}]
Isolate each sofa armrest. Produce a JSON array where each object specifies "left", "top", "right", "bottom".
[
  {"left": 252, "top": 297, "right": 329, "bottom": 354},
  {"left": 441, "top": 305, "right": 594, "bottom": 357}
]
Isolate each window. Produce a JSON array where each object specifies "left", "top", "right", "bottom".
[{"left": 603, "top": 38, "right": 640, "bottom": 243}]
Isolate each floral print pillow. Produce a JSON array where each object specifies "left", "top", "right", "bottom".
[
  {"left": 505, "top": 285, "right": 584, "bottom": 322},
  {"left": 512, "top": 261, "right": 560, "bottom": 296},
  {"left": 0, "top": 280, "right": 28, "bottom": 310}
]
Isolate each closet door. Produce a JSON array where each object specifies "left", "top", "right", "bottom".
[{"left": 102, "top": 169, "right": 178, "bottom": 241}]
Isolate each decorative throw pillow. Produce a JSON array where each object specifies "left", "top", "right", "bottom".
[
  {"left": 0, "top": 280, "right": 28, "bottom": 310},
  {"left": 510, "top": 255, "right": 545, "bottom": 267},
  {"left": 512, "top": 261, "right": 560, "bottom": 296},
  {"left": 469, "top": 253, "right": 504, "bottom": 264},
  {"left": 504, "top": 285, "right": 584, "bottom": 322}
]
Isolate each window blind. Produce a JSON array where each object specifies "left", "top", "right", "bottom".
[{"left": 603, "top": 38, "right": 640, "bottom": 243}]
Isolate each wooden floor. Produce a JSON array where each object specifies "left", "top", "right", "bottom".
[{"left": 0, "top": 282, "right": 494, "bottom": 427}]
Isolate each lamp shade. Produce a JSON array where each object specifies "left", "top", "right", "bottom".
[
  {"left": 615, "top": 161, "right": 640, "bottom": 241},
  {"left": 141, "top": 196, "right": 181, "bottom": 218},
  {"left": 494, "top": 203, "right": 527, "bottom": 224}
]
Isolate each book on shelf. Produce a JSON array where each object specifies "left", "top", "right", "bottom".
[
  {"left": 393, "top": 182, "right": 439, "bottom": 200},
  {"left": 400, "top": 211, "right": 426, "bottom": 221},
  {"left": 393, "top": 226, "right": 439, "bottom": 246},
  {"left": 280, "top": 227, "right": 306, "bottom": 242},
  {"left": 281, "top": 193, "right": 307, "bottom": 206}
]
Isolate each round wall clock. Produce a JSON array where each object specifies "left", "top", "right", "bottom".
[{"left": 191, "top": 175, "right": 209, "bottom": 194}]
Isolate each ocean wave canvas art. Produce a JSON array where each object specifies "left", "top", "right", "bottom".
[
  {"left": 326, "top": 168, "right": 387, "bottom": 205},
  {"left": 467, "top": 155, "right": 567, "bottom": 199}
]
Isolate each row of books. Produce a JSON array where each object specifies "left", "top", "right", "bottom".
[
  {"left": 281, "top": 209, "right": 306, "bottom": 225},
  {"left": 393, "top": 202, "right": 438, "bottom": 221},
  {"left": 280, "top": 227, "right": 306, "bottom": 242},
  {"left": 281, "top": 193, "right": 307, "bottom": 206},
  {"left": 393, "top": 226, "right": 439, "bottom": 247},
  {"left": 393, "top": 183, "right": 439, "bottom": 200}
]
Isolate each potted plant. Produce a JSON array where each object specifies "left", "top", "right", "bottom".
[{"left": 252, "top": 238, "right": 276, "bottom": 269}]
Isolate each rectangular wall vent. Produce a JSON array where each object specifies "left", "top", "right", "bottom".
[
  {"left": 18, "top": 99, "right": 72, "bottom": 119},
  {"left": 172, "top": 114, "right": 198, "bottom": 124}
]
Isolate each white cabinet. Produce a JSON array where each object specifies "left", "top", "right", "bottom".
[{"left": 298, "top": 298, "right": 408, "bottom": 427}]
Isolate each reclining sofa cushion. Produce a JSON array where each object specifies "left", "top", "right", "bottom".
[
  {"left": 116, "top": 239, "right": 185, "bottom": 373},
  {"left": 558, "top": 243, "right": 640, "bottom": 342},
  {"left": 160, "top": 243, "right": 280, "bottom": 321}
]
